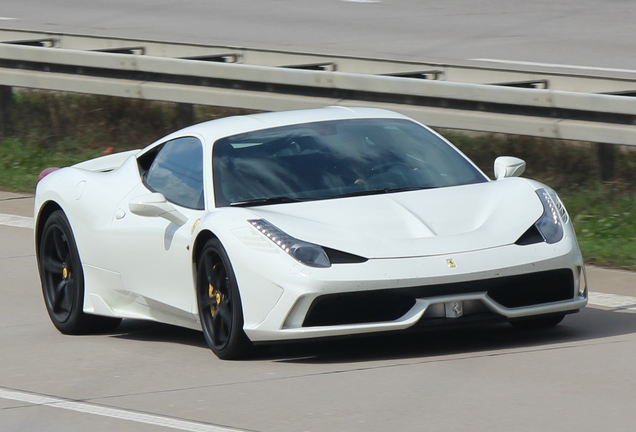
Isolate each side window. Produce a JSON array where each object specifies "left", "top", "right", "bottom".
[{"left": 144, "top": 137, "right": 204, "bottom": 210}]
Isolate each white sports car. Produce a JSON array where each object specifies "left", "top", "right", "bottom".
[{"left": 35, "top": 107, "right": 588, "bottom": 359}]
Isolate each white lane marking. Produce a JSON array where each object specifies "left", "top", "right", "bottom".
[
  {"left": 588, "top": 292, "right": 636, "bottom": 311},
  {"left": 0, "top": 388, "right": 245, "bottom": 432},
  {"left": 0, "top": 213, "right": 34, "bottom": 229},
  {"left": 0, "top": 17, "right": 17, "bottom": 20},
  {"left": 341, "top": 0, "right": 382, "bottom": 3},
  {"left": 472, "top": 58, "right": 636, "bottom": 75}
]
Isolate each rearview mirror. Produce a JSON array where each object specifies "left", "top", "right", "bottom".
[
  {"left": 129, "top": 193, "right": 188, "bottom": 226},
  {"left": 494, "top": 156, "right": 526, "bottom": 180}
]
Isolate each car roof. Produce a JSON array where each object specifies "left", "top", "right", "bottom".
[{"left": 155, "top": 106, "right": 411, "bottom": 146}]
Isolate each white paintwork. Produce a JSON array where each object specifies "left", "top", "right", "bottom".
[
  {"left": 252, "top": 179, "right": 541, "bottom": 259},
  {"left": 72, "top": 149, "right": 141, "bottom": 172},
  {"left": 34, "top": 107, "right": 587, "bottom": 343},
  {"left": 494, "top": 156, "right": 526, "bottom": 180}
]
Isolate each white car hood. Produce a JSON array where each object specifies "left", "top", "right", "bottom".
[{"left": 249, "top": 178, "right": 543, "bottom": 259}]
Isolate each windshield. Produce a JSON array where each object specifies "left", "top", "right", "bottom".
[{"left": 213, "top": 118, "right": 487, "bottom": 207}]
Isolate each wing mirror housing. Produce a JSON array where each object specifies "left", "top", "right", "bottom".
[
  {"left": 494, "top": 156, "right": 526, "bottom": 180},
  {"left": 129, "top": 193, "right": 188, "bottom": 226}
]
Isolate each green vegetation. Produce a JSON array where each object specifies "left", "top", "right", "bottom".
[
  {"left": 0, "top": 91, "right": 254, "bottom": 191},
  {"left": 1, "top": 90, "right": 635, "bottom": 269},
  {"left": 565, "top": 185, "right": 636, "bottom": 269}
]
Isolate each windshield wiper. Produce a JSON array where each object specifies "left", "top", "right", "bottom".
[
  {"left": 230, "top": 186, "right": 434, "bottom": 206},
  {"left": 230, "top": 196, "right": 309, "bottom": 207},
  {"left": 331, "top": 186, "right": 434, "bottom": 199}
]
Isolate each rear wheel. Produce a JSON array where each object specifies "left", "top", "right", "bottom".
[
  {"left": 197, "top": 238, "right": 252, "bottom": 360},
  {"left": 510, "top": 314, "right": 565, "bottom": 330},
  {"left": 39, "top": 210, "right": 121, "bottom": 334}
]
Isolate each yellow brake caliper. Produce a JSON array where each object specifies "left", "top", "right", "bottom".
[
  {"left": 208, "top": 263, "right": 222, "bottom": 315},
  {"left": 207, "top": 263, "right": 227, "bottom": 333}
]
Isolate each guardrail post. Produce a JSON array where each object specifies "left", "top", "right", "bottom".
[
  {"left": 176, "top": 103, "right": 194, "bottom": 129},
  {"left": 0, "top": 85, "right": 14, "bottom": 138},
  {"left": 597, "top": 142, "right": 616, "bottom": 181}
]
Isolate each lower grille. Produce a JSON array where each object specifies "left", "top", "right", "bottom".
[
  {"left": 302, "top": 269, "right": 574, "bottom": 327},
  {"left": 487, "top": 269, "right": 573, "bottom": 308},
  {"left": 303, "top": 291, "right": 416, "bottom": 327}
]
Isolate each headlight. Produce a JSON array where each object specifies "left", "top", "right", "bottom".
[
  {"left": 535, "top": 188, "right": 564, "bottom": 244},
  {"left": 249, "top": 219, "right": 331, "bottom": 268}
]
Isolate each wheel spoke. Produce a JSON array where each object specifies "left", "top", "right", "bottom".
[
  {"left": 211, "top": 308, "right": 224, "bottom": 342},
  {"left": 203, "top": 254, "right": 215, "bottom": 285},
  {"left": 211, "top": 300, "right": 231, "bottom": 343},
  {"left": 216, "top": 301, "right": 232, "bottom": 330},
  {"left": 63, "top": 254, "right": 72, "bottom": 269},
  {"left": 212, "top": 266, "right": 228, "bottom": 296},
  {"left": 58, "top": 287, "right": 73, "bottom": 313},
  {"left": 52, "top": 279, "right": 68, "bottom": 312},
  {"left": 201, "top": 295, "right": 217, "bottom": 308},
  {"left": 42, "top": 255, "right": 65, "bottom": 274},
  {"left": 52, "top": 229, "right": 69, "bottom": 262}
]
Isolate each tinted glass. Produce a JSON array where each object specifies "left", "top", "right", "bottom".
[
  {"left": 213, "top": 119, "right": 487, "bottom": 207},
  {"left": 145, "top": 137, "right": 204, "bottom": 209}
]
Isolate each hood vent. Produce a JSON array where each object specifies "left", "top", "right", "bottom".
[
  {"left": 515, "top": 225, "right": 544, "bottom": 245},
  {"left": 324, "top": 247, "right": 368, "bottom": 264}
]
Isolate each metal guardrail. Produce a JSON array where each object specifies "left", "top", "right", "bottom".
[{"left": 0, "top": 30, "right": 636, "bottom": 146}]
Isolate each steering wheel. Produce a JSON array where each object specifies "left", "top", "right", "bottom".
[{"left": 270, "top": 136, "right": 301, "bottom": 157}]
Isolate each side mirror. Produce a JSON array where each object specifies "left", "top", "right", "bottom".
[
  {"left": 494, "top": 156, "right": 526, "bottom": 180},
  {"left": 129, "top": 193, "right": 188, "bottom": 226}
]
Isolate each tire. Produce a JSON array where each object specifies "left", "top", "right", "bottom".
[
  {"left": 509, "top": 314, "right": 565, "bottom": 330},
  {"left": 39, "top": 210, "right": 121, "bottom": 334},
  {"left": 197, "top": 238, "right": 253, "bottom": 360}
]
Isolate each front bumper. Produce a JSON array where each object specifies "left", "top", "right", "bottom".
[{"left": 239, "top": 235, "right": 587, "bottom": 342}]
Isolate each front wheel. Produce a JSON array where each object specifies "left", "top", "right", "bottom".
[
  {"left": 197, "top": 238, "right": 252, "bottom": 360},
  {"left": 39, "top": 210, "right": 121, "bottom": 334}
]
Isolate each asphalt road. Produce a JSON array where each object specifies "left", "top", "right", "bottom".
[
  {"left": 1, "top": 0, "right": 636, "bottom": 72},
  {"left": 1, "top": 191, "right": 636, "bottom": 432}
]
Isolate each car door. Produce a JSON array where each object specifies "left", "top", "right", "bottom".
[{"left": 109, "top": 135, "right": 206, "bottom": 323}]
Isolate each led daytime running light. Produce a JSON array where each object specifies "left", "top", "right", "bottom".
[{"left": 249, "top": 219, "right": 331, "bottom": 268}]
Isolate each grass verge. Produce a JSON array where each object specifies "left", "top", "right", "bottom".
[
  {"left": 563, "top": 185, "right": 636, "bottom": 270},
  {"left": 1, "top": 90, "right": 635, "bottom": 269}
]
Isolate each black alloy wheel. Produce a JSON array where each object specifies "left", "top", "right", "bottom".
[
  {"left": 39, "top": 210, "right": 120, "bottom": 334},
  {"left": 197, "top": 238, "right": 252, "bottom": 360}
]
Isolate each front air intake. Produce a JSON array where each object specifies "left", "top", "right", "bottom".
[{"left": 301, "top": 269, "right": 575, "bottom": 327}]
